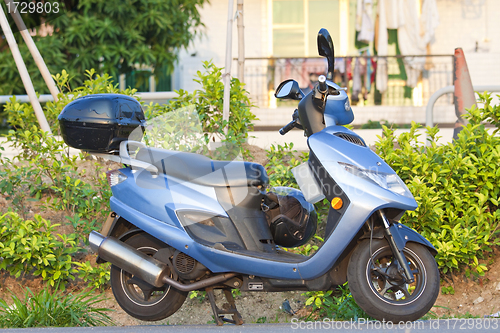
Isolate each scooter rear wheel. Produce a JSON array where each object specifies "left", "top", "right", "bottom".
[
  {"left": 347, "top": 239, "right": 439, "bottom": 322},
  {"left": 110, "top": 232, "right": 187, "bottom": 321}
]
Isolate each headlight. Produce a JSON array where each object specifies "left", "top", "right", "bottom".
[{"left": 338, "top": 162, "right": 413, "bottom": 198}]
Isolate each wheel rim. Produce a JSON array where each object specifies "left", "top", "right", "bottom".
[
  {"left": 365, "top": 245, "right": 427, "bottom": 305},
  {"left": 119, "top": 245, "right": 172, "bottom": 307}
]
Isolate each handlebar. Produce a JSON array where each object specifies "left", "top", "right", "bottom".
[
  {"left": 318, "top": 75, "right": 327, "bottom": 93},
  {"left": 279, "top": 120, "right": 296, "bottom": 135}
]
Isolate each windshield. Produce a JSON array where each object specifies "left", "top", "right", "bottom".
[{"left": 129, "top": 105, "right": 243, "bottom": 160}]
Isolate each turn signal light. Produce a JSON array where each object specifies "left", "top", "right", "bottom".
[
  {"left": 331, "top": 197, "right": 343, "bottom": 210},
  {"left": 106, "top": 170, "right": 127, "bottom": 187}
]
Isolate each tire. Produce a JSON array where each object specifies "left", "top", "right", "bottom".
[
  {"left": 110, "top": 232, "right": 187, "bottom": 321},
  {"left": 347, "top": 239, "right": 439, "bottom": 322}
]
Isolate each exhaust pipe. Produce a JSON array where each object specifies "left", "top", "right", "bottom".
[
  {"left": 89, "top": 231, "right": 170, "bottom": 287},
  {"left": 89, "top": 231, "right": 236, "bottom": 290}
]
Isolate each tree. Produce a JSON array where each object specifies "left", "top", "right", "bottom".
[{"left": 0, "top": 0, "right": 207, "bottom": 95}]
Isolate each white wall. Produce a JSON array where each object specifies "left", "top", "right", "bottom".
[
  {"left": 173, "top": 0, "right": 268, "bottom": 92},
  {"left": 173, "top": 0, "right": 500, "bottom": 103},
  {"left": 432, "top": 0, "right": 500, "bottom": 87}
]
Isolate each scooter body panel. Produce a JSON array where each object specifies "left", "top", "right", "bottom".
[
  {"left": 112, "top": 168, "right": 228, "bottom": 229},
  {"left": 108, "top": 122, "right": 423, "bottom": 281},
  {"left": 110, "top": 196, "right": 307, "bottom": 279},
  {"left": 308, "top": 126, "right": 418, "bottom": 212}
]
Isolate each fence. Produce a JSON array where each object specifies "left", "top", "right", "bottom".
[{"left": 236, "top": 55, "right": 454, "bottom": 108}]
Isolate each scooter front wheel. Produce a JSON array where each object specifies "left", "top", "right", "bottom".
[
  {"left": 347, "top": 239, "right": 439, "bottom": 322},
  {"left": 110, "top": 232, "right": 187, "bottom": 321}
]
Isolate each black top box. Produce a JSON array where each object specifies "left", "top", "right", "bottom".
[{"left": 58, "top": 94, "right": 145, "bottom": 154}]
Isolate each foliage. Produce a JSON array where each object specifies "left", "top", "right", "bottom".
[
  {"left": 264, "top": 143, "right": 331, "bottom": 225},
  {"left": 143, "top": 105, "right": 208, "bottom": 154},
  {"left": 360, "top": 120, "right": 411, "bottom": 130},
  {"left": 145, "top": 61, "right": 257, "bottom": 160},
  {"left": 291, "top": 236, "right": 324, "bottom": 256},
  {"left": 1, "top": 70, "right": 121, "bottom": 227},
  {"left": 65, "top": 215, "right": 101, "bottom": 245},
  {"left": 4, "top": 69, "right": 137, "bottom": 137},
  {"left": 0, "top": 0, "right": 207, "bottom": 95},
  {"left": 0, "top": 212, "right": 110, "bottom": 289},
  {"left": 265, "top": 143, "right": 306, "bottom": 188},
  {"left": 360, "top": 119, "right": 394, "bottom": 129},
  {"left": 0, "top": 161, "right": 40, "bottom": 219},
  {"left": 0, "top": 125, "right": 111, "bottom": 225},
  {"left": 0, "top": 213, "right": 78, "bottom": 286},
  {"left": 303, "top": 283, "right": 372, "bottom": 321},
  {"left": 0, "top": 286, "right": 113, "bottom": 327},
  {"left": 441, "top": 285, "right": 455, "bottom": 295},
  {"left": 231, "top": 289, "right": 242, "bottom": 298},
  {"left": 375, "top": 92, "right": 500, "bottom": 274},
  {"left": 188, "top": 290, "right": 206, "bottom": 303},
  {"left": 75, "top": 261, "right": 111, "bottom": 290}
]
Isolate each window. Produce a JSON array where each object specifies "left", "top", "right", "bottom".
[{"left": 271, "top": 0, "right": 344, "bottom": 57}]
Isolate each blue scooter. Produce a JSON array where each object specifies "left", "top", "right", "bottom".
[{"left": 81, "top": 29, "right": 439, "bottom": 325}]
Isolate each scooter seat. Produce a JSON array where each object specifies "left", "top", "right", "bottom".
[{"left": 135, "top": 147, "right": 269, "bottom": 187}]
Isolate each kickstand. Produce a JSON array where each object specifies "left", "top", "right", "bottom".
[{"left": 205, "top": 287, "right": 244, "bottom": 326}]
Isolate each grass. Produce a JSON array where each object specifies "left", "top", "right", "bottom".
[{"left": 0, "top": 286, "right": 114, "bottom": 328}]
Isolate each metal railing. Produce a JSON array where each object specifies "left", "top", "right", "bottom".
[
  {"left": 236, "top": 55, "right": 454, "bottom": 108},
  {"left": 0, "top": 91, "right": 178, "bottom": 104},
  {"left": 425, "top": 85, "right": 500, "bottom": 127}
]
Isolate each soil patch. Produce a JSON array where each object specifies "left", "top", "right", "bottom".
[{"left": 432, "top": 249, "right": 500, "bottom": 318}]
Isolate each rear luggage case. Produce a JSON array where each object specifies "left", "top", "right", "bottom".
[{"left": 58, "top": 94, "right": 145, "bottom": 154}]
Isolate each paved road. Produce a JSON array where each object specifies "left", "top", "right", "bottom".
[{"left": 2, "top": 319, "right": 500, "bottom": 333}]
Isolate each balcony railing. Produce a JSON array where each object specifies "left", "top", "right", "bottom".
[{"left": 235, "top": 55, "right": 454, "bottom": 108}]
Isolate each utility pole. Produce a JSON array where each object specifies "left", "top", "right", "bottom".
[
  {"left": 5, "top": 0, "right": 60, "bottom": 101},
  {"left": 236, "top": 0, "right": 244, "bottom": 83},
  {"left": 0, "top": 3, "right": 51, "bottom": 133},
  {"left": 222, "top": 0, "right": 235, "bottom": 134}
]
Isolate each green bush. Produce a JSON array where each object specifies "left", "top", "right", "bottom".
[
  {"left": 145, "top": 60, "right": 257, "bottom": 159},
  {"left": 0, "top": 125, "right": 111, "bottom": 225},
  {"left": 0, "top": 286, "right": 113, "bottom": 327},
  {"left": 375, "top": 92, "right": 500, "bottom": 274},
  {"left": 75, "top": 261, "right": 111, "bottom": 290},
  {"left": 265, "top": 142, "right": 305, "bottom": 188},
  {"left": 0, "top": 212, "right": 110, "bottom": 289},
  {"left": 360, "top": 119, "right": 394, "bottom": 129},
  {"left": 1, "top": 70, "right": 119, "bottom": 226},
  {"left": 0, "top": 212, "right": 77, "bottom": 286},
  {"left": 4, "top": 69, "right": 137, "bottom": 137}
]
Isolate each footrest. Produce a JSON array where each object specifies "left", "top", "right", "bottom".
[{"left": 206, "top": 287, "right": 244, "bottom": 326}]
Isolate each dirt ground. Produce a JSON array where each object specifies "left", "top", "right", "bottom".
[
  {"left": 0, "top": 253, "right": 500, "bottom": 326},
  {"left": 1, "top": 144, "right": 500, "bottom": 325},
  {"left": 100, "top": 289, "right": 306, "bottom": 326},
  {"left": 432, "top": 248, "right": 500, "bottom": 319}
]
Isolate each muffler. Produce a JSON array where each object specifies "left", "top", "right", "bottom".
[{"left": 88, "top": 231, "right": 236, "bottom": 290}]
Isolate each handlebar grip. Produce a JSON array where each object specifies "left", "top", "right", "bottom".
[
  {"left": 318, "top": 75, "right": 327, "bottom": 92},
  {"left": 279, "top": 120, "right": 296, "bottom": 135}
]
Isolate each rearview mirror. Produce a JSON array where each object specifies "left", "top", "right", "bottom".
[
  {"left": 275, "top": 79, "right": 304, "bottom": 100},
  {"left": 317, "top": 28, "right": 335, "bottom": 80}
]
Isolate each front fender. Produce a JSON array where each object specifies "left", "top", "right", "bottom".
[{"left": 361, "top": 223, "right": 437, "bottom": 256}]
